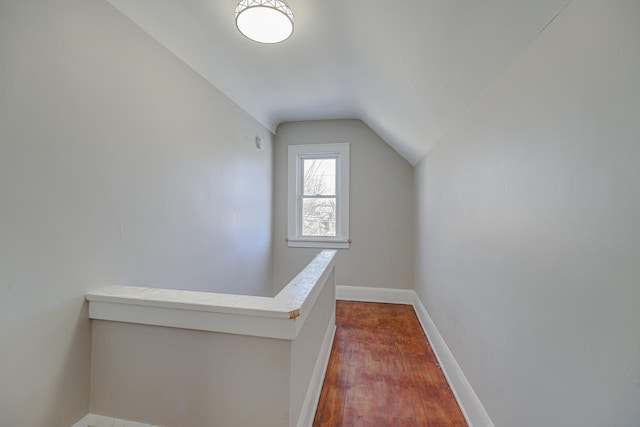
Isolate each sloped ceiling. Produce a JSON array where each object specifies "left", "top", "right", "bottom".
[{"left": 107, "top": 0, "right": 571, "bottom": 165}]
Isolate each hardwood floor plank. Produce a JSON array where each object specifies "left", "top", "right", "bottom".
[{"left": 313, "top": 301, "right": 467, "bottom": 427}]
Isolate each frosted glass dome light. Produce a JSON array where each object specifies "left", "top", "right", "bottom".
[{"left": 235, "top": 0, "right": 294, "bottom": 44}]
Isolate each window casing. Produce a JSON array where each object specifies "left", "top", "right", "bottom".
[{"left": 287, "top": 143, "right": 350, "bottom": 248}]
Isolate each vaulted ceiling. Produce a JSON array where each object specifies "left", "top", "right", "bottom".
[{"left": 107, "top": 0, "right": 571, "bottom": 164}]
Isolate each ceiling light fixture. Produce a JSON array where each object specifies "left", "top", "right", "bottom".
[{"left": 235, "top": 0, "right": 294, "bottom": 44}]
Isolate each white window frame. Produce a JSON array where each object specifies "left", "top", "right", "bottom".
[{"left": 287, "top": 143, "right": 350, "bottom": 249}]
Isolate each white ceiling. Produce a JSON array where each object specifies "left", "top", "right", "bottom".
[{"left": 107, "top": 0, "right": 571, "bottom": 165}]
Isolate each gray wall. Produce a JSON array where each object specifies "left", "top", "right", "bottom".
[
  {"left": 91, "top": 322, "right": 291, "bottom": 427},
  {"left": 414, "top": 0, "right": 640, "bottom": 425},
  {"left": 273, "top": 120, "right": 414, "bottom": 292},
  {"left": 289, "top": 270, "right": 335, "bottom": 427},
  {"left": 0, "top": 1, "right": 273, "bottom": 426}
]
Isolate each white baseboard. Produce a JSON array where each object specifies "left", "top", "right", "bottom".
[
  {"left": 336, "top": 285, "right": 415, "bottom": 304},
  {"left": 411, "top": 295, "right": 494, "bottom": 427},
  {"left": 72, "top": 414, "right": 160, "bottom": 427},
  {"left": 336, "top": 285, "right": 493, "bottom": 427},
  {"left": 297, "top": 312, "right": 336, "bottom": 427}
]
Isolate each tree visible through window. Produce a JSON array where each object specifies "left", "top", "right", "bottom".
[{"left": 302, "top": 158, "right": 337, "bottom": 237}]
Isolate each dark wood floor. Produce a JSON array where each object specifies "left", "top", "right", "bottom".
[{"left": 313, "top": 301, "right": 467, "bottom": 427}]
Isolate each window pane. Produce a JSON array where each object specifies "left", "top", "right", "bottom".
[
  {"left": 302, "top": 197, "right": 336, "bottom": 237},
  {"left": 303, "top": 158, "right": 336, "bottom": 196}
]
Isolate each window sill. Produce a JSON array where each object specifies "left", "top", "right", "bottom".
[{"left": 287, "top": 238, "right": 350, "bottom": 249}]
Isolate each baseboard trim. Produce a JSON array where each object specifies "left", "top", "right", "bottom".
[
  {"left": 297, "top": 312, "right": 336, "bottom": 427},
  {"left": 411, "top": 295, "right": 495, "bottom": 427},
  {"left": 336, "top": 285, "right": 493, "bottom": 427},
  {"left": 336, "top": 285, "right": 414, "bottom": 305},
  {"left": 71, "top": 414, "right": 160, "bottom": 427},
  {"left": 75, "top": 289, "right": 492, "bottom": 427}
]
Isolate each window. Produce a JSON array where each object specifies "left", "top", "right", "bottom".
[{"left": 287, "top": 143, "right": 350, "bottom": 248}]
